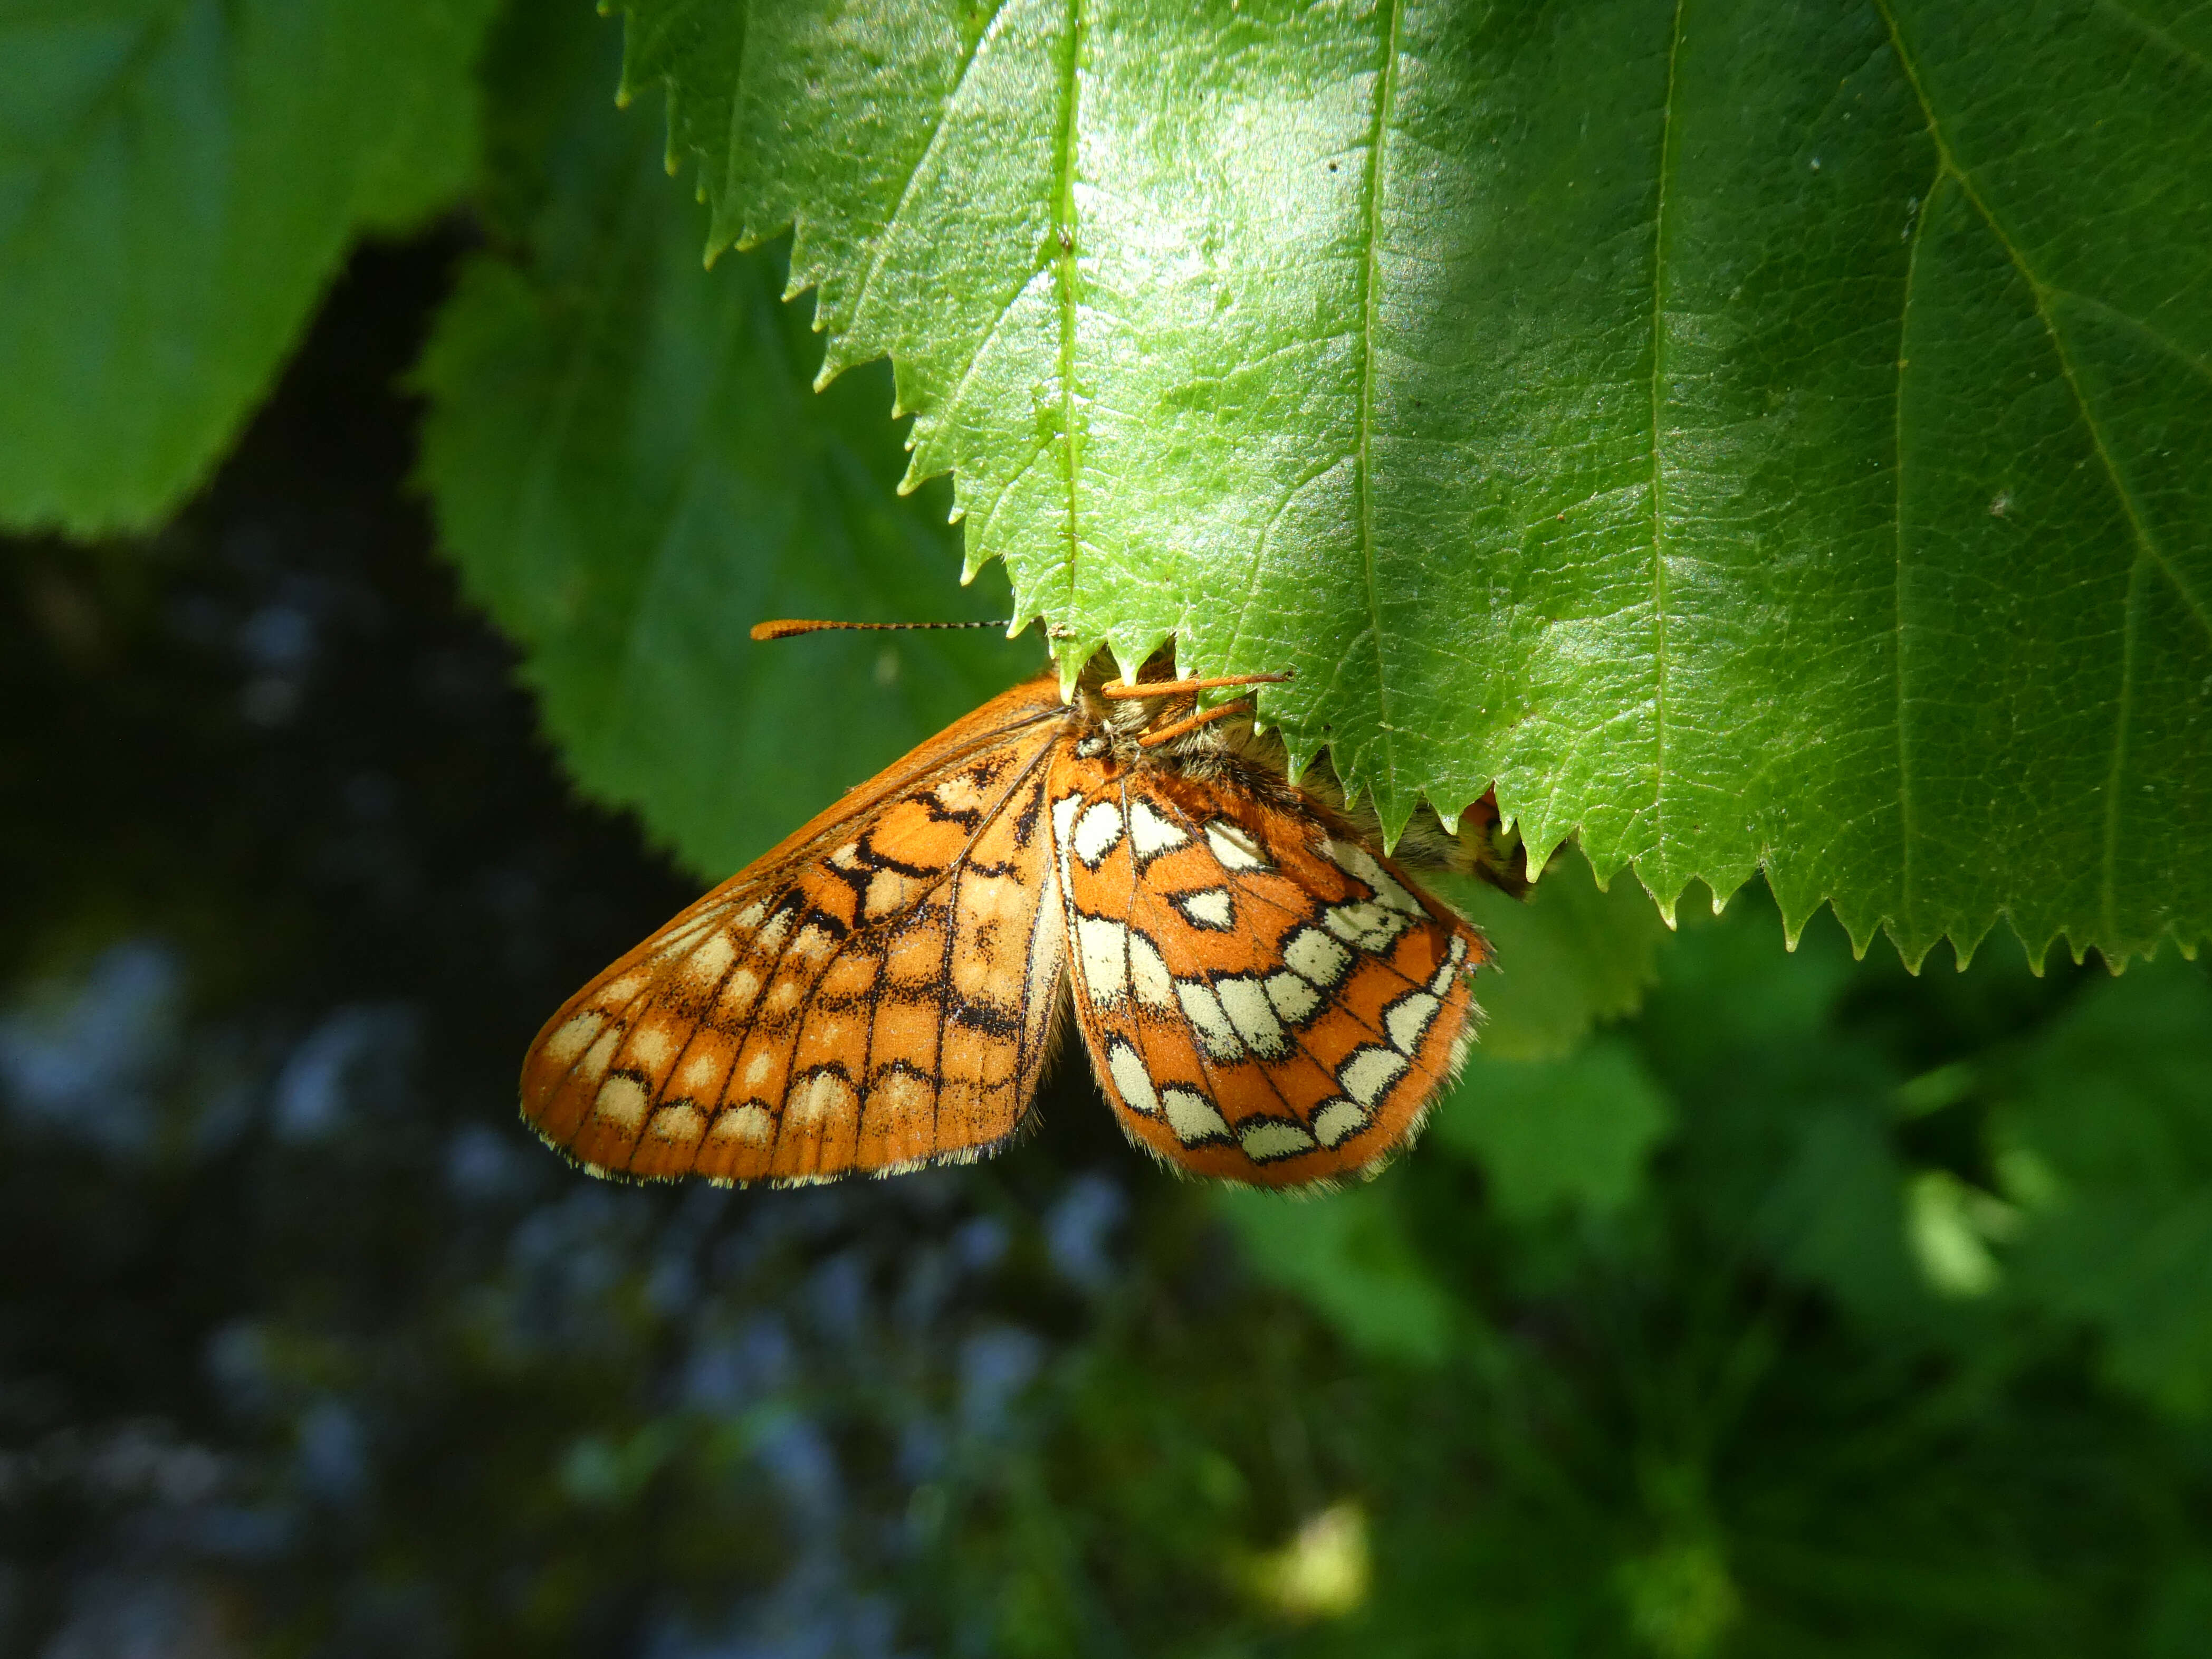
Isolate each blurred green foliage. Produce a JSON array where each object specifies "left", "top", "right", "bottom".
[{"left": 0, "top": 0, "right": 500, "bottom": 533}]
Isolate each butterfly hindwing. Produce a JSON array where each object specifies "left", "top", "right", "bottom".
[
  {"left": 1049, "top": 756, "right": 1488, "bottom": 1186},
  {"left": 520, "top": 675, "right": 1069, "bottom": 1184}
]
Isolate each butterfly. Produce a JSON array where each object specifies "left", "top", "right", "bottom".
[{"left": 521, "top": 624, "right": 1497, "bottom": 1190}]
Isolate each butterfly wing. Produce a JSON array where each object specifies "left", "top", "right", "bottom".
[
  {"left": 521, "top": 673, "right": 1071, "bottom": 1185},
  {"left": 1049, "top": 755, "right": 1488, "bottom": 1187}
]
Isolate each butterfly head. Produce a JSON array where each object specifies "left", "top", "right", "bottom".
[{"left": 1068, "top": 646, "right": 1294, "bottom": 768}]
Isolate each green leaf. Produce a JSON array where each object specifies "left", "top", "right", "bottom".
[
  {"left": 0, "top": 0, "right": 499, "bottom": 536},
  {"left": 1437, "top": 847, "right": 1671, "bottom": 1063},
  {"left": 1999, "top": 957, "right": 2212, "bottom": 1419},
  {"left": 415, "top": 7, "right": 1035, "bottom": 879},
  {"left": 1429, "top": 1038, "right": 1674, "bottom": 1222},
  {"left": 617, "top": 0, "right": 2212, "bottom": 968}
]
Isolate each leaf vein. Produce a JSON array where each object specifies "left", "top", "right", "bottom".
[
  {"left": 1891, "top": 165, "right": 1942, "bottom": 943},
  {"left": 1351, "top": 0, "right": 1406, "bottom": 796},
  {"left": 2101, "top": 554, "right": 2147, "bottom": 944},
  {"left": 1875, "top": 0, "right": 2211, "bottom": 657},
  {"left": 2085, "top": 0, "right": 2212, "bottom": 78},
  {"left": 844, "top": 2, "right": 1012, "bottom": 355},
  {"left": 1049, "top": 0, "right": 1086, "bottom": 609},
  {"left": 1646, "top": 0, "right": 1689, "bottom": 851}
]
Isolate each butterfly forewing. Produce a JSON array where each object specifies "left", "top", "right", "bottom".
[
  {"left": 521, "top": 674, "right": 1069, "bottom": 1183},
  {"left": 1049, "top": 757, "right": 1489, "bottom": 1186}
]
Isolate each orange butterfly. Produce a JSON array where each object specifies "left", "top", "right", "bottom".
[{"left": 521, "top": 625, "right": 1496, "bottom": 1189}]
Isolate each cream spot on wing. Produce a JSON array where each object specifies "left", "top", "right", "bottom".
[
  {"left": 720, "top": 966, "right": 763, "bottom": 1016},
  {"left": 866, "top": 1067, "right": 933, "bottom": 1123},
  {"left": 934, "top": 771, "right": 986, "bottom": 814},
  {"left": 676, "top": 1050, "right": 724, "bottom": 1098},
  {"left": 1105, "top": 1037, "right": 1158, "bottom": 1115},
  {"left": 600, "top": 968, "right": 651, "bottom": 1006},
  {"left": 785, "top": 1070, "right": 855, "bottom": 1130},
  {"left": 1023, "top": 881, "right": 1066, "bottom": 1014},
  {"left": 1071, "top": 801, "right": 1125, "bottom": 867},
  {"left": 1162, "top": 1085, "right": 1232, "bottom": 1145},
  {"left": 754, "top": 907, "right": 795, "bottom": 955},
  {"left": 682, "top": 931, "right": 738, "bottom": 994},
  {"left": 1428, "top": 933, "right": 1472, "bottom": 995},
  {"left": 829, "top": 841, "right": 864, "bottom": 870},
  {"left": 626, "top": 1026, "right": 679, "bottom": 1075},
  {"left": 1127, "top": 930, "right": 1174, "bottom": 1008},
  {"left": 1385, "top": 990, "right": 1441, "bottom": 1055},
  {"left": 1239, "top": 1119, "right": 1317, "bottom": 1161},
  {"left": 542, "top": 1012, "right": 605, "bottom": 1067},
  {"left": 767, "top": 979, "right": 803, "bottom": 1016},
  {"left": 1217, "top": 976, "right": 1288, "bottom": 1059},
  {"left": 1264, "top": 971, "right": 1320, "bottom": 1024},
  {"left": 1338, "top": 1046, "right": 1408, "bottom": 1108},
  {"left": 732, "top": 900, "right": 769, "bottom": 930},
  {"left": 1327, "top": 841, "right": 1423, "bottom": 915},
  {"left": 592, "top": 1074, "right": 651, "bottom": 1133},
  {"left": 1205, "top": 821, "right": 1268, "bottom": 870},
  {"left": 959, "top": 869, "right": 1026, "bottom": 926},
  {"left": 577, "top": 1023, "right": 624, "bottom": 1083},
  {"left": 1176, "top": 980, "right": 1243, "bottom": 1062},
  {"left": 742, "top": 1048, "right": 777, "bottom": 1090},
  {"left": 646, "top": 1101, "right": 706, "bottom": 1147},
  {"left": 866, "top": 868, "right": 925, "bottom": 919},
  {"left": 1324, "top": 900, "right": 1407, "bottom": 952},
  {"left": 789, "top": 924, "right": 838, "bottom": 965},
  {"left": 1174, "top": 888, "right": 1234, "bottom": 930},
  {"left": 1311, "top": 1099, "right": 1366, "bottom": 1148},
  {"left": 1051, "top": 793, "right": 1084, "bottom": 846},
  {"left": 1077, "top": 914, "right": 1129, "bottom": 1004},
  {"left": 1126, "top": 797, "right": 1190, "bottom": 862},
  {"left": 1284, "top": 926, "right": 1353, "bottom": 988},
  {"left": 711, "top": 1103, "right": 775, "bottom": 1147}
]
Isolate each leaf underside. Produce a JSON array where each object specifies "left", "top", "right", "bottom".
[
  {"left": 614, "top": 0, "right": 2211, "bottom": 970},
  {"left": 418, "top": 8, "right": 1033, "bottom": 879}
]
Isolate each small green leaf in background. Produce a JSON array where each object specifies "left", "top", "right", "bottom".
[
  {"left": 416, "top": 7, "right": 1037, "bottom": 878},
  {"left": 0, "top": 0, "right": 500, "bottom": 535},
  {"left": 1430, "top": 1040, "right": 1674, "bottom": 1224},
  {"left": 617, "top": 0, "right": 2212, "bottom": 970},
  {"left": 2000, "top": 956, "right": 2212, "bottom": 1419},
  {"left": 1440, "top": 848, "right": 1672, "bottom": 1062}
]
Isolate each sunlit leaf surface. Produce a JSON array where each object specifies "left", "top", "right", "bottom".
[{"left": 617, "top": 0, "right": 2212, "bottom": 966}]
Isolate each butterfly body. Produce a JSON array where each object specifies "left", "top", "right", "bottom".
[{"left": 522, "top": 653, "right": 1490, "bottom": 1190}]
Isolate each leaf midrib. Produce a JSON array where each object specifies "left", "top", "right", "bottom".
[
  {"left": 1354, "top": 0, "right": 1407, "bottom": 792},
  {"left": 1648, "top": 0, "right": 1689, "bottom": 857},
  {"left": 1050, "top": 0, "right": 1085, "bottom": 612}
]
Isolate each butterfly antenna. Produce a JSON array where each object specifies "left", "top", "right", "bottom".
[
  {"left": 751, "top": 618, "right": 1012, "bottom": 642},
  {"left": 1099, "top": 670, "right": 1293, "bottom": 700}
]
